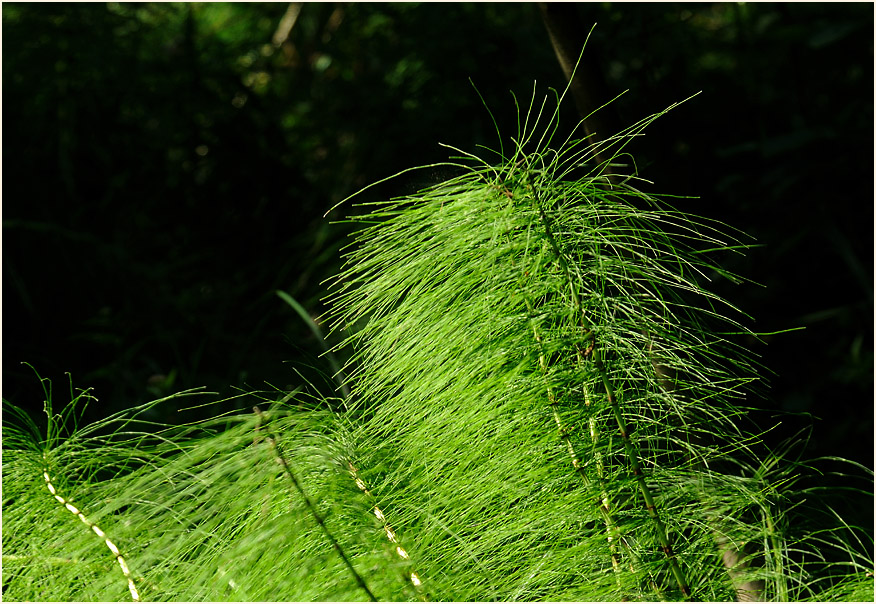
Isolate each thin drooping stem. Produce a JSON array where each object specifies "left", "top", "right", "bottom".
[
  {"left": 277, "top": 297, "right": 426, "bottom": 599},
  {"left": 252, "top": 406, "right": 376, "bottom": 602}
]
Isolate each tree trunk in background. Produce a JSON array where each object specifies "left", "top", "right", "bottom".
[{"left": 538, "top": 2, "right": 622, "bottom": 169}]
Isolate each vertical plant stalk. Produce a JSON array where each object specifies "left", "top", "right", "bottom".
[
  {"left": 764, "top": 504, "right": 788, "bottom": 601},
  {"left": 538, "top": 24, "right": 770, "bottom": 598},
  {"left": 42, "top": 463, "right": 140, "bottom": 602},
  {"left": 527, "top": 278, "right": 666, "bottom": 601},
  {"left": 252, "top": 406, "right": 376, "bottom": 602},
  {"left": 595, "top": 358, "right": 691, "bottom": 599},
  {"left": 526, "top": 300, "right": 623, "bottom": 582},
  {"left": 537, "top": 4, "right": 622, "bottom": 169},
  {"left": 526, "top": 173, "right": 692, "bottom": 599},
  {"left": 575, "top": 347, "right": 666, "bottom": 599}
]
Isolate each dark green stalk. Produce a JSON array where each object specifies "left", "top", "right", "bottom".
[
  {"left": 529, "top": 312, "right": 667, "bottom": 600},
  {"left": 525, "top": 300, "right": 624, "bottom": 582},
  {"left": 595, "top": 359, "right": 691, "bottom": 598},
  {"left": 525, "top": 171, "right": 692, "bottom": 599},
  {"left": 575, "top": 346, "right": 667, "bottom": 600},
  {"left": 252, "top": 406, "right": 376, "bottom": 602}
]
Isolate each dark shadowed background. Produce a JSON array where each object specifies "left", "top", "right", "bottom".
[{"left": 3, "top": 3, "right": 872, "bottom": 477}]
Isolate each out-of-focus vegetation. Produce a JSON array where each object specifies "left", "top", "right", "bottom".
[{"left": 3, "top": 2, "right": 872, "bottom": 475}]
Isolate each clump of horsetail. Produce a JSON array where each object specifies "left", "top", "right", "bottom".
[
  {"left": 3, "top": 67, "right": 872, "bottom": 602},
  {"left": 2, "top": 370, "right": 421, "bottom": 601},
  {"left": 324, "top": 75, "right": 802, "bottom": 600}
]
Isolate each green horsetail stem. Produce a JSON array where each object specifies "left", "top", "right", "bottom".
[
  {"left": 42, "top": 464, "right": 140, "bottom": 601},
  {"left": 526, "top": 171, "right": 692, "bottom": 599},
  {"left": 253, "top": 407, "right": 376, "bottom": 602}
]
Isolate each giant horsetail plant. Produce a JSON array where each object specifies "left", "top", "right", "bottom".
[
  {"left": 323, "top": 56, "right": 872, "bottom": 600},
  {"left": 3, "top": 59, "right": 873, "bottom": 601}
]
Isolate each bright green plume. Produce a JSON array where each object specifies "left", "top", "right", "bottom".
[{"left": 3, "top": 78, "right": 872, "bottom": 602}]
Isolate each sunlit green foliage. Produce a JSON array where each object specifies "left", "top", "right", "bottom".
[{"left": 4, "top": 78, "right": 871, "bottom": 601}]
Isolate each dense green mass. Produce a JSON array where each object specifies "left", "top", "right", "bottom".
[{"left": 4, "top": 85, "right": 871, "bottom": 601}]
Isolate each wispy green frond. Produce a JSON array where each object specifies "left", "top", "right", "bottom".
[{"left": 3, "top": 80, "right": 871, "bottom": 602}]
